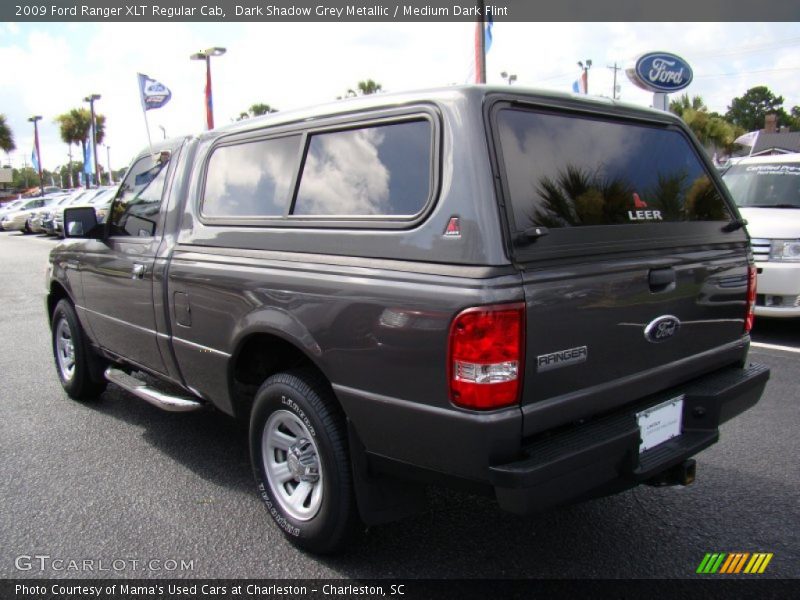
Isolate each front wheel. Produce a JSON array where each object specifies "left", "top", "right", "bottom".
[
  {"left": 51, "top": 299, "right": 107, "bottom": 400},
  {"left": 250, "top": 370, "right": 359, "bottom": 553}
]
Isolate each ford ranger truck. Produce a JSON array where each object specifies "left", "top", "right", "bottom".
[{"left": 48, "top": 86, "right": 769, "bottom": 553}]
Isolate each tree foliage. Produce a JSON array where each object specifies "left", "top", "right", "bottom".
[
  {"left": 236, "top": 103, "right": 278, "bottom": 121},
  {"left": 0, "top": 114, "right": 16, "bottom": 159},
  {"left": 54, "top": 108, "right": 106, "bottom": 163},
  {"left": 725, "top": 86, "right": 788, "bottom": 132},
  {"left": 669, "top": 94, "right": 743, "bottom": 153},
  {"left": 341, "top": 79, "right": 383, "bottom": 99}
]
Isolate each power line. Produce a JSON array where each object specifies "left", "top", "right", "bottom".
[{"left": 696, "top": 66, "right": 800, "bottom": 79}]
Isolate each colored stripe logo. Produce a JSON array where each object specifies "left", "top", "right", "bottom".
[{"left": 697, "top": 553, "right": 773, "bottom": 574}]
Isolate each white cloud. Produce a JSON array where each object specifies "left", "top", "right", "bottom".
[{"left": 1, "top": 21, "right": 798, "bottom": 176}]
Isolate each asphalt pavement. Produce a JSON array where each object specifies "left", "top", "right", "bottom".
[{"left": 0, "top": 231, "right": 798, "bottom": 580}]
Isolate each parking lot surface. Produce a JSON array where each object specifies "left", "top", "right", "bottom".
[{"left": 1, "top": 231, "right": 798, "bottom": 579}]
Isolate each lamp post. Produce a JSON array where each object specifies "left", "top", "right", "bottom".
[
  {"left": 105, "top": 145, "right": 113, "bottom": 185},
  {"left": 577, "top": 60, "right": 592, "bottom": 94},
  {"left": 500, "top": 71, "right": 518, "bottom": 85},
  {"left": 190, "top": 47, "right": 226, "bottom": 130},
  {"left": 83, "top": 93, "right": 101, "bottom": 186},
  {"left": 28, "top": 115, "right": 44, "bottom": 196}
]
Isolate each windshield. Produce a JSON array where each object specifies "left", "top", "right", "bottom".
[{"left": 723, "top": 162, "right": 800, "bottom": 208}]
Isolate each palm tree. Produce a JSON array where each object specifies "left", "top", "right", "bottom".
[
  {"left": 668, "top": 94, "right": 739, "bottom": 156},
  {"left": 55, "top": 108, "right": 105, "bottom": 186},
  {"left": 236, "top": 103, "right": 278, "bottom": 121},
  {"left": 341, "top": 79, "right": 383, "bottom": 99},
  {"left": 531, "top": 165, "right": 633, "bottom": 228},
  {"left": 0, "top": 114, "right": 15, "bottom": 165},
  {"left": 669, "top": 94, "right": 706, "bottom": 117}
]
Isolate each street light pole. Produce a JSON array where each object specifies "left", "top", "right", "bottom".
[
  {"left": 190, "top": 47, "right": 226, "bottom": 130},
  {"left": 83, "top": 94, "right": 101, "bottom": 186},
  {"left": 500, "top": 71, "right": 518, "bottom": 85},
  {"left": 28, "top": 115, "right": 44, "bottom": 196},
  {"left": 577, "top": 59, "right": 593, "bottom": 95}
]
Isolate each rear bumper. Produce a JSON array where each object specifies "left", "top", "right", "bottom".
[{"left": 489, "top": 363, "right": 770, "bottom": 514}]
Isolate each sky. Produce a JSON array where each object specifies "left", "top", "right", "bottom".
[{"left": 1, "top": 21, "right": 799, "bottom": 176}]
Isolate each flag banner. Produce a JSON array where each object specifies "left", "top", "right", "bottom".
[
  {"left": 572, "top": 71, "right": 587, "bottom": 94},
  {"left": 205, "top": 66, "right": 214, "bottom": 128},
  {"left": 83, "top": 138, "right": 94, "bottom": 176},
  {"left": 138, "top": 73, "right": 172, "bottom": 111},
  {"left": 31, "top": 146, "right": 40, "bottom": 172},
  {"left": 734, "top": 130, "right": 759, "bottom": 147}
]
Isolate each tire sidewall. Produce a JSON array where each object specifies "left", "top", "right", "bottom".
[
  {"left": 51, "top": 300, "right": 95, "bottom": 398},
  {"left": 250, "top": 375, "right": 351, "bottom": 551}
]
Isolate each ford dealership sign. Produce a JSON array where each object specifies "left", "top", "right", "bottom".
[{"left": 627, "top": 52, "right": 693, "bottom": 93}]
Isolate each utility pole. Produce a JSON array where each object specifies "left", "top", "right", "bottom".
[{"left": 607, "top": 62, "right": 621, "bottom": 99}]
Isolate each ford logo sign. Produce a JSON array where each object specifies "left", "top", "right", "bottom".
[
  {"left": 644, "top": 315, "right": 681, "bottom": 343},
  {"left": 631, "top": 52, "right": 693, "bottom": 93}
]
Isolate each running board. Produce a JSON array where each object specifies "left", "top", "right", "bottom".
[{"left": 104, "top": 367, "right": 204, "bottom": 412}]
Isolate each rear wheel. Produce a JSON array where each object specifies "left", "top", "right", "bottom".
[
  {"left": 51, "top": 299, "right": 107, "bottom": 400},
  {"left": 250, "top": 370, "right": 359, "bottom": 553}
]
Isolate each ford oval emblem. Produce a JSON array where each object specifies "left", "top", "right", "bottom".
[
  {"left": 632, "top": 52, "right": 693, "bottom": 93},
  {"left": 644, "top": 315, "right": 681, "bottom": 343}
]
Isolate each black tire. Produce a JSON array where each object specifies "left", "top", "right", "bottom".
[
  {"left": 51, "top": 299, "right": 107, "bottom": 400},
  {"left": 250, "top": 369, "right": 359, "bottom": 553},
  {"left": 22, "top": 222, "right": 31, "bottom": 234}
]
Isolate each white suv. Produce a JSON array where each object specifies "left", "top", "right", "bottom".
[{"left": 723, "top": 153, "right": 800, "bottom": 317}]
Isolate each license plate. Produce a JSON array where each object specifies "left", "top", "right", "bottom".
[{"left": 637, "top": 396, "right": 684, "bottom": 453}]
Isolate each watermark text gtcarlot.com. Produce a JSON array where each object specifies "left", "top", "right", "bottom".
[{"left": 14, "top": 554, "right": 195, "bottom": 573}]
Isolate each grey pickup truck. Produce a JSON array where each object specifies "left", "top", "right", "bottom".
[{"left": 48, "top": 86, "right": 769, "bottom": 553}]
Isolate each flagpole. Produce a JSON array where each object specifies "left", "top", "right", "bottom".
[{"left": 141, "top": 105, "right": 154, "bottom": 156}]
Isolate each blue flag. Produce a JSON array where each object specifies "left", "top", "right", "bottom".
[
  {"left": 31, "top": 146, "right": 40, "bottom": 172},
  {"left": 138, "top": 73, "right": 172, "bottom": 111},
  {"left": 83, "top": 137, "right": 94, "bottom": 176}
]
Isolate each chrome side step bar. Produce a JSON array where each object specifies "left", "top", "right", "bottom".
[{"left": 104, "top": 367, "right": 204, "bottom": 412}]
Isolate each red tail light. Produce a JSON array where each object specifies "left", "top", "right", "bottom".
[
  {"left": 448, "top": 303, "right": 525, "bottom": 410},
  {"left": 745, "top": 264, "right": 757, "bottom": 333}
]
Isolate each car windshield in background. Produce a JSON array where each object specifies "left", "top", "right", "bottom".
[
  {"left": 722, "top": 162, "right": 800, "bottom": 208},
  {"left": 88, "top": 189, "right": 116, "bottom": 205},
  {"left": 496, "top": 109, "right": 730, "bottom": 231}
]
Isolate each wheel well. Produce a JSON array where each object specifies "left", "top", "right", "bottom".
[
  {"left": 230, "top": 333, "right": 332, "bottom": 422},
  {"left": 47, "top": 282, "right": 71, "bottom": 324}
]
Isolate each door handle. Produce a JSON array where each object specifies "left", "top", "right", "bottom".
[{"left": 132, "top": 263, "right": 147, "bottom": 279}]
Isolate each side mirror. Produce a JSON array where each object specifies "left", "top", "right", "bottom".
[{"left": 64, "top": 206, "right": 102, "bottom": 239}]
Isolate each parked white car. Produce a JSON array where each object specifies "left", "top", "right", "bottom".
[
  {"left": 723, "top": 153, "right": 800, "bottom": 317},
  {"left": 0, "top": 197, "right": 54, "bottom": 233}
]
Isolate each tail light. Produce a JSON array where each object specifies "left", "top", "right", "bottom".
[
  {"left": 448, "top": 303, "right": 525, "bottom": 410},
  {"left": 745, "top": 264, "right": 757, "bottom": 333}
]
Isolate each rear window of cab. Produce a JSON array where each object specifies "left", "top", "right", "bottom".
[{"left": 495, "top": 108, "right": 731, "bottom": 232}]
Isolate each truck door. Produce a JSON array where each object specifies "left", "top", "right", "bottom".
[{"left": 80, "top": 150, "right": 174, "bottom": 374}]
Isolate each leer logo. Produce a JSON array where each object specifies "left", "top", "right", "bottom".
[{"left": 696, "top": 552, "right": 773, "bottom": 574}]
